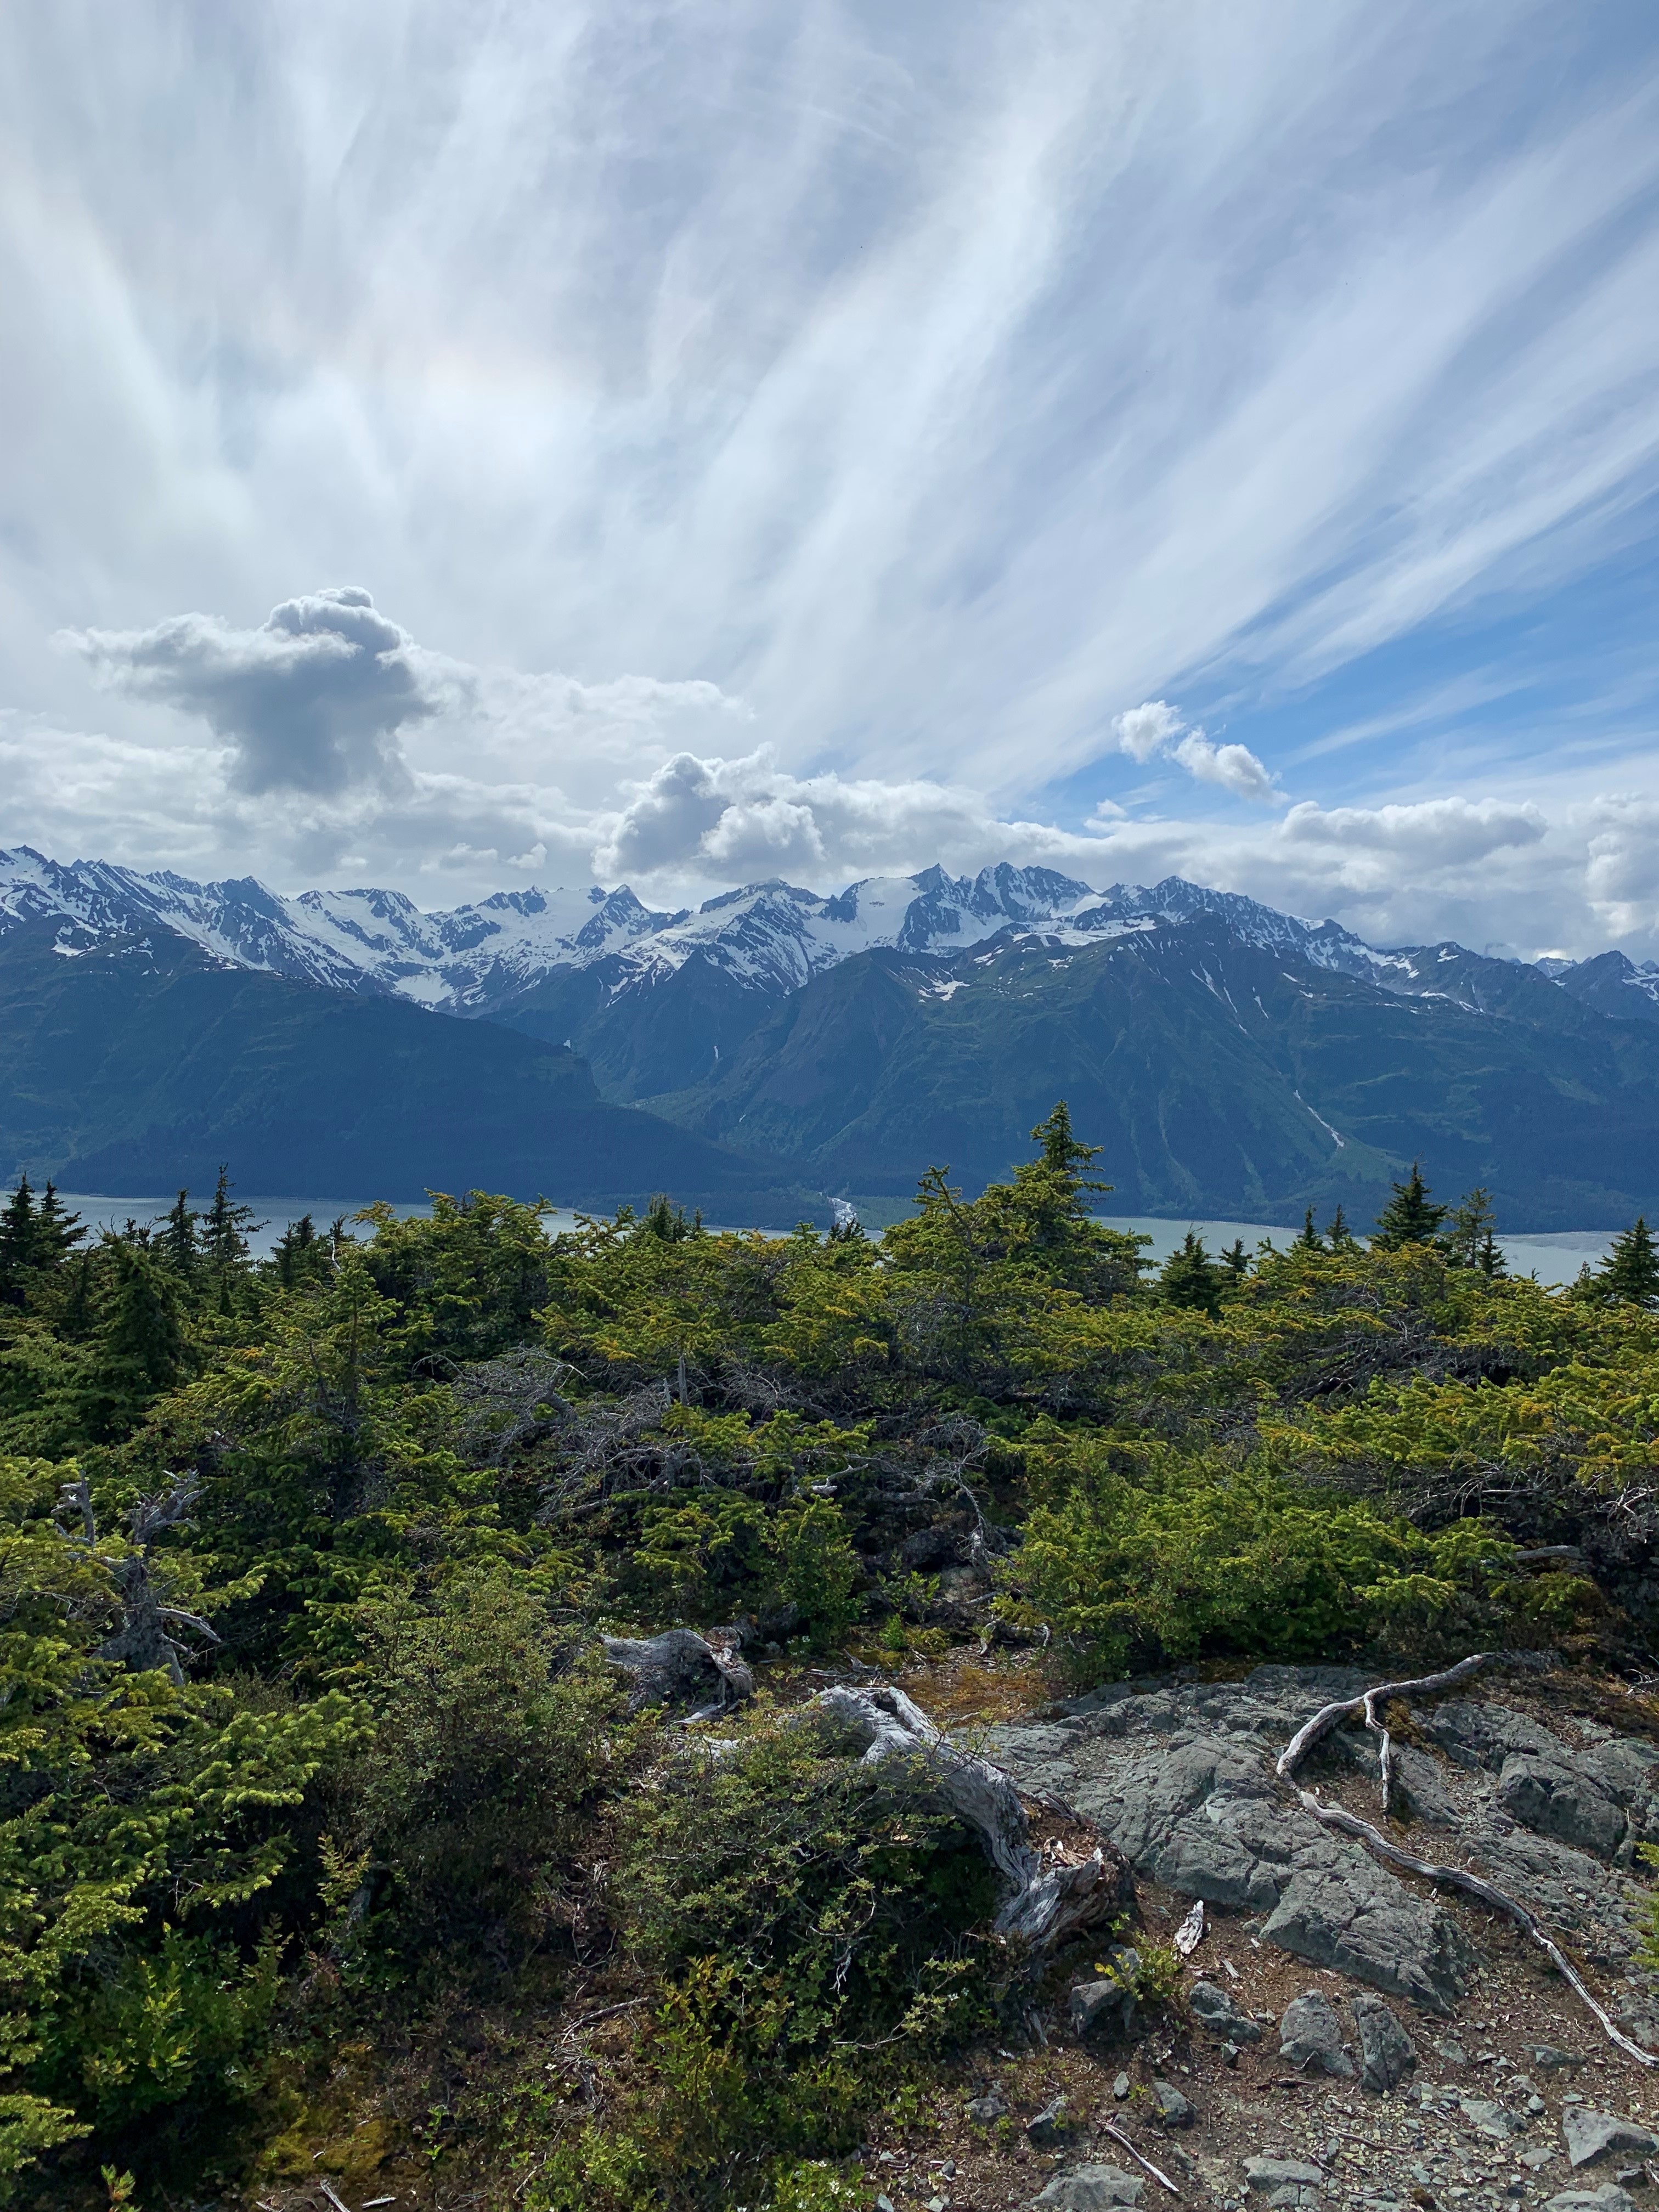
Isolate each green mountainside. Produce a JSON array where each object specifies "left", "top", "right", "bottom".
[
  {"left": 0, "top": 921, "right": 815, "bottom": 1218},
  {"left": 642, "top": 915, "right": 1659, "bottom": 1228}
]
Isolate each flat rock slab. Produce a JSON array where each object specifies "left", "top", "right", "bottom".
[
  {"left": 1563, "top": 2110, "right": 1659, "bottom": 2170},
  {"left": 1244, "top": 2156, "right": 1324, "bottom": 2209},
  {"left": 992, "top": 1666, "right": 1655, "bottom": 2011},
  {"left": 1547, "top": 2190, "right": 1637, "bottom": 2212},
  {"left": 1032, "top": 2166, "right": 1146, "bottom": 2210}
]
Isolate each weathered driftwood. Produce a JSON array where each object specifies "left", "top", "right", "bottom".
[
  {"left": 601, "top": 1627, "right": 755, "bottom": 1721},
  {"left": 1276, "top": 1655, "right": 1659, "bottom": 2068},
  {"left": 54, "top": 1472, "right": 220, "bottom": 1686},
  {"left": 811, "top": 1681, "right": 1128, "bottom": 1947}
]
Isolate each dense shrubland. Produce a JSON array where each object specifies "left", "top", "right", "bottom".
[{"left": 2, "top": 1126, "right": 1657, "bottom": 2208}]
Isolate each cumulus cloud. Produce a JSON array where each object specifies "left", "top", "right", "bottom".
[
  {"left": 1110, "top": 701, "right": 1280, "bottom": 803},
  {"left": 59, "top": 588, "right": 452, "bottom": 797},
  {"left": 1111, "top": 701, "right": 1185, "bottom": 763}
]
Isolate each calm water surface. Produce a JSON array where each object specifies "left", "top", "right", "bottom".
[{"left": 50, "top": 1192, "right": 1620, "bottom": 1284}]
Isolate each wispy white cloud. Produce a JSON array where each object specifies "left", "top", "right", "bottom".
[{"left": 2, "top": 4, "right": 1659, "bottom": 953}]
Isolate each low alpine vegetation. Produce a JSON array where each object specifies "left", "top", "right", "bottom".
[{"left": 0, "top": 1126, "right": 1653, "bottom": 2208}]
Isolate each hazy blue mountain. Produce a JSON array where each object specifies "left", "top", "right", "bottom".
[
  {"left": 0, "top": 920, "right": 816, "bottom": 1217},
  {"left": 1554, "top": 948, "right": 1659, "bottom": 1026},
  {"left": 642, "top": 914, "right": 1659, "bottom": 1229}
]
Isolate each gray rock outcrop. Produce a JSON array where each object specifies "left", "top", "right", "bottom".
[{"left": 991, "top": 1666, "right": 1656, "bottom": 2012}]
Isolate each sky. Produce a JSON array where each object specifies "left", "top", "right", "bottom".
[{"left": 2, "top": 1, "right": 1658, "bottom": 957}]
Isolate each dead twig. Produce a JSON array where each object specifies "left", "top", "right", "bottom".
[
  {"left": 1102, "top": 2120, "right": 1181, "bottom": 2197},
  {"left": 1276, "top": 1656, "right": 1659, "bottom": 2069}
]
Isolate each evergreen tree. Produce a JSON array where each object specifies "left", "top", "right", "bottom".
[
  {"left": 1444, "top": 1188, "right": 1505, "bottom": 1277},
  {"left": 1371, "top": 1162, "right": 1449, "bottom": 1250},
  {"left": 1220, "top": 1237, "right": 1249, "bottom": 1284},
  {"left": 1325, "top": 1205, "right": 1359, "bottom": 1251},
  {"left": 1160, "top": 1231, "right": 1224, "bottom": 1316},
  {"left": 1294, "top": 1207, "right": 1322, "bottom": 1253},
  {"left": 159, "top": 1189, "right": 201, "bottom": 1284},
  {"left": 1595, "top": 1217, "right": 1659, "bottom": 1307},
  {"left": 640, "top": 1193, "right": 699, "bottom": 1243},
  {"left": 89, "top": 1238, "right": 191, "bottom": 1434},
  {"left": 202, "top": 1165, "right": 260, "bottom": 1312},
  {"left": 33, "top": 1183, "right": 85, "bottom": 1271},
  {"left": 269, "top": 1214, "right": 336, "bottom": 1288},
  {"left": 0, "top": 1175, "right": 36, "bottom": 1304}
]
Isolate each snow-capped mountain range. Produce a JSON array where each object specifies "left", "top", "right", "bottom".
[{"left": 1, "top": 844, "right": 1651, "bottom": 1023}]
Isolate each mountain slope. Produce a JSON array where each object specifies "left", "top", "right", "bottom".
[
  {"left": 646, "top": 917, "right": 1659, "bottom": 1228},
  {"left": 0, "top": 920, "right": 814, "bottom": 1215}
]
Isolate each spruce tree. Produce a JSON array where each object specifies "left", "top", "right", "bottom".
[
  {"left": 1445, "top": 1188, "right": 1505, "bottom": 1277},
  {"left": 1160, "top": 1231, "right": 1224, "bottom": 1316},
  {"left": 1326, "top": 1205, "right": 1359, "bottom": 1251},
  {"left": 89, "top": 1238, "right": 191, "bottom": 1434},
  {"left": 0, "top": 1175, "right": 35, "bottom": 1305},
  {"left": 1596, "top": 1217, "right": 1659, "bottom": 1307},
  {"left": 159, "top": 1190, "right": 201, "bottom": 1284},
  {"left": 1220, "top": 1237, "right": 1249, "bottom": 1284},
  {"left": 202, "top": 1165, "right": 260, "bottom": 1312},
  {"left": 32, "top": 1183, "right": 85, "bottom": 1271},
  {"left": 1371, "top": 1163, "right": 1449, "bottom": 1250},
  {"left": 1294, "top": 1207, "right": 1322, "bottom": 1253}
]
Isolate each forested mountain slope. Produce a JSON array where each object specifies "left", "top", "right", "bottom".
[
  {"left": 0, "top": 920, "right": 812, "bottom": 1215},
  {"left": 645, "top": 915, "right": 1659, "bottom": 1227}
]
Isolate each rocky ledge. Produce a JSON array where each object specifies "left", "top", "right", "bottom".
[{"left": 990, "top": 1664, "right": 1659, "bottom": 2017}]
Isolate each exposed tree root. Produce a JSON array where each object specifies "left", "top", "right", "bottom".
[
  {"left": 812, "top": 1681, "right": 1130, "bottom": 1946},
  {"left": 1276, "top": 1655, "right": 1659, "bottom": 2068}
]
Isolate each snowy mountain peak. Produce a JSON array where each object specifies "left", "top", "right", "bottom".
[{"left": 0, "top": 845, "right": 1590, "bottom": 1031}]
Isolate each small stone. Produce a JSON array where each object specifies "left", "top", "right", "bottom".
[
  {"left": 1545, "top": 2189, "right": 1637, "bottom": 2212},
  {"left": 967, "top": 2091, "right": 1009, "bottom": 2124},
  {"left": 1073, "top": 1974, "right": 1136, "bottom": 2039},
  {"left": 1564, "top": 2116, "right": 1659, "bottom": 2172},
  {"left": 1436, "top": 2042, "right": 1471, "bottom": 2068},
  {"left": 1463, "top": 2098, "right": 1522, "bottom": 2145},
  {"left": 1113, "top": 2073, "right": 1131, "bottom": 2100},
  {"left": 1029, "top": 2097, "right": 1074, "bottom": 2149},
  {"left": 1152, "top": 2080, "right": 1194, "bottom": 2129},
  {"left": 1192, "top": 1980, "right": 1263, "bottom": 2043},
  {"left": 877, "top": 2198, "right": 895, "bottom": 2212},
  {"left": 1530, "top": 2101, "right": 1548, "bottom": 2119},
  {"left": 1532, "top": 2050, "right": 1586, "bottom": 2074},
  {"left": 1032, "top": 2168, "right": 1147, "bottom": 2210},
  {"left": 1522, "top": 2153, "right": 1558, "bottom": 2173},
  {"left": 927, "top": 2197, "right": 948, "bottom": 2212},
  {"left": 1245, "top": 2162, "right": 1326, "bottom": 2192},
  {"left": 1352, "top": 1993, "right": 1417, "bottom": 2095},
  {"left": 1282, "top": 1991, "right": 1356, "bottom": 2080}
]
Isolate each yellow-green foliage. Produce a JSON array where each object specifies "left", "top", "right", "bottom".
[{"left": 3, "top": 1121, "right": 1658, "bottom": 2202}]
